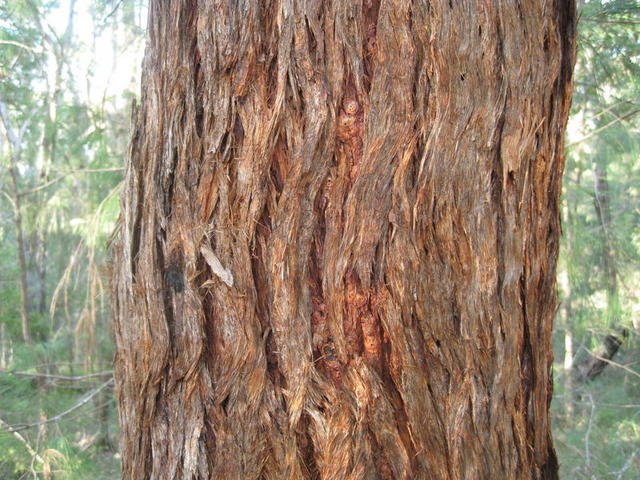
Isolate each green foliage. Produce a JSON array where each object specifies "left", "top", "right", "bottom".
[
  {"left": 0, "top": 345, "right": 120, "bottom": 478},
  {"left": 553, "top": 345, "right": 640, "bottom": 479},
  {"left": 1, "top": 0, "right": 144, "bottom": 477},
  {"left": 0, "top": 227, "right": 21, "bottom": 338},
  {"left": 553, "top": 1, "right": 640, "bottom": 478}
]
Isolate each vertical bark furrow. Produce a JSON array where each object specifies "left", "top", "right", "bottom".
[{"left": 111, "top": 1, "right": 576, "bottom": 478}]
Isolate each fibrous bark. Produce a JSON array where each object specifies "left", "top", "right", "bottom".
[{"left": 111, "top": 1, "right": 576, "bottom": 479}]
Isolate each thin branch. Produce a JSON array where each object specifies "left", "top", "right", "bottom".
[
  {"left": 50, "top": 167, "right": 125, "bottom": 173},
  {"left": 588, "top": 402, "right": 640, "bottom": 409},
  {"left": 17, "top": 167, "right": 124, "bottom": 197},
  {"left": 25, "top": 0, "right": 61, "bottom": 48},
  {"left": 2, "top": 189, "right": 17, "bottom": 209},
  {"left": 0, "top": 40, "right": 37, "bottom": 52},
  {"left": 582, "top": 18, "right": 640, "bottom": 25},
  {"left": 0, "top": 101, "right": 20, "bottom": 150},
  {"left": 9, "top": 361, "right": 113, "bottom": 370},
  {"left": 585, "top": 349, "right": 640, "bottom": 380},
  {"left": 49, "top": 241, "right": 84, "bottom": 323},
  {"left": 19, "top": 107, "right": 40, "bottom": 139},
  {"left": 567, "top": 109, "right": 640, "bottom": 148},
  {"left": 0, "top": 379, "right": 114, "bottom": 433},
  {"left": 102, "top": 0, "right": 125, "bottom": 24},
  {"left": 588, "top": 100, "right": 635, "bottom": 123},
  {"left": 7, "top": 370, "right": 113, "bottom": 381},
  {"left": 584, "top": 393, "right": 595, "bottom": 470},
  {"left": 18, "top": 175, "right": 67, "bottom": 197},
  {"left": 613, "top": 450, "right": 638, "bottom": 480}
]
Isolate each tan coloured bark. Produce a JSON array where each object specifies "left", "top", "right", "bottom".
[{"left": 111, "top": 1, "right": 576, "bottom": 479}]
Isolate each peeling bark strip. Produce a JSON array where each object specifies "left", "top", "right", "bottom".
[{"left": 111, "top": 1, "right": 576, "bottom": 479}]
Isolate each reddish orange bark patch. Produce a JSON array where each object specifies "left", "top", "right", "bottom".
[
  {"left": 345, "top": 273, "right": 385, "bottom": 369},
  {"left": 336, "top": 91, "right": 364, "bottom": 185}
]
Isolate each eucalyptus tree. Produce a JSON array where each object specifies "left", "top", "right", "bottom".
[{"left": 111, "top": 1, "right": 576, "bottom": 479}]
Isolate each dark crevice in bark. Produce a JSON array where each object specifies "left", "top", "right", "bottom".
[
  {"left": 163, "top": 147, "right": 177, "bottom": 218},
  {"left": 271, "top": 135, "right": 287, "bottom": 197},
  {"left": 409, "top": 313, "right": 430, "bottom": 373},
  {"left": 310, "top": 186, "right": 343, "bottom": 385},
  {"left": 451, "top": 297, "right": 461, "bottom": 335},
  {"left": 491, "top": 15, "right": 507, "bottom": 317},
  {"left": 546, "top": 92, "right": 556, "bottom": 133},
  {"left": 363, "top": 0, "right": 380, "bottom": 93},
  {"left": 233, "top": 115, "right": 244, "bottom": 144},
  {"left": 298, "top": 413, "right": 320, "bottom": 480},
  {"left": 368, "top": 426, "right": 395, "bottom": 480},
  {"left": 304, "top": 18, "right": 318, "bottom": 60},
  {"left": 129, "top": 153, "right": 144, "bottom": 277},
  {"left": 540, "top": 444, "right": 560, "bottom": 480},
  {"left": 543, "top": 31, "right": 549, "bottom": 53},
  {"left": 520, "top": 318, "right": 535, "bottom": 438},
  {"left": 380, "top": 339, "right": 417, "bottom": 476},
  {"left": 252, "top": 204, "right": 281, "bottom": 388},
  {"left": 252, "top": 205, "right": 272, "bottom": 329},
  {"left": 159, "top": 245, "right": 176, "bottom": 351},
  {"left": 192, "top": 35, "right": 203, "bottom": 138},
  {"left": 556, "top": 0, "right": 577, "bottom": 90}
]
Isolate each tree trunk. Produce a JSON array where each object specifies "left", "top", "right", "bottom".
[
  {"left": 593, "top": 157, "right": 619, "bottom": 319},
  {"left": 0, "top": 101, "right": 33, "bottom": 345},
  {"left": 111, "top": 2, "right": 576, "bottom": 479},
  {"left": 9, "top": 164, "right": 32, "bottom": 344},
  {"left": 560, "top": 183, "right": 577, "bottom": 417}
]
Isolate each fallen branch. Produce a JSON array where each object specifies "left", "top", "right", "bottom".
[
  {"left": 0, "top": 378, "right": 114, "bottom": 433},
  {"left": 584, "top": 352, "right": 640, "bottom": 381},
  {"left": 567, "top": 109, "right": 640, "bottom": 148},
  {"left": 7, "top": 370, "right": 113, "bottom": 381}
]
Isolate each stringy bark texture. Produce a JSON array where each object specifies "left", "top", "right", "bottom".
[{"left": 111, "top": 1, "right": 576, "bottom": 478}]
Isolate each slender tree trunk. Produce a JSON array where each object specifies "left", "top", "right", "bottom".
[
  {"left": 593, "top": 158, "right": 619, "bottom": 319},
  {"left": 560, "top": 179, "right": 578, "bottom": 417},
  {"left": 559, "top": 261, "right": 574, "bottom": 416},
  {"left": 0, "top": 102, "right": 32, "bottom": 344},
  {"left": 10, "top": 167, "right": 32, "bottom": 344},
  {"left": 96, "top": 385, "right": 113, "bottom": 449},
  {"left": 562, "top": 296, "right": 574, "bottom": 416},
  {"left": 33, "top": 230, "right": 48, "bottom": 314},
  {"left": 0, "top": 322, "right": 12, "bottom": 369},
  {"left": 111, "top": 2, "right": 576, "bottom": 479}
]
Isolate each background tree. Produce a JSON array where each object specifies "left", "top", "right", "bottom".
[{"left": 111, "top": 1, "right": 575, "bottom": 479}]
